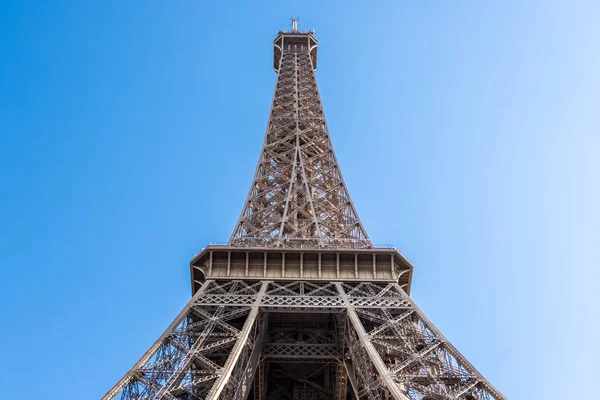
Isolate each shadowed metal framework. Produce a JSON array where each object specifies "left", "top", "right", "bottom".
[{"left": 103, "top": 21, "right": 506, "bottom": 400}]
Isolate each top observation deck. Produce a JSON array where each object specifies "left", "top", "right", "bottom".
[{"left": 273, "top": 22, "right": 318, "bottom": 71}]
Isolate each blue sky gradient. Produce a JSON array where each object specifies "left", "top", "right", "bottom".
[{"left": 1, "top": 1, "right": 598, "bottom": 399}]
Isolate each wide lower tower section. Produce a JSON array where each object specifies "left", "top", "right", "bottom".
[{"left": 103, "top": 22, "right": 506, "bottom": 400}]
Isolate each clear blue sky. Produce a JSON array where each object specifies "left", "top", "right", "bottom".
[{"left": 1, "top": 1, "right": 598, "bottom": 398}]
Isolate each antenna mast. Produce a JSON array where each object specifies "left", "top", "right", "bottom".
[{"left": 290, "top": 17, "right": 299, "bottom": 31}]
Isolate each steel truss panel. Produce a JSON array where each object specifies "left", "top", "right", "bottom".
[{"left": 103, "top": 280, "right": 267, "bottom": 400}]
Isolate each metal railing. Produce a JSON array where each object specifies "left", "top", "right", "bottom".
[{"left": 200, "top": 238, "right": 395, "bottom": 250}]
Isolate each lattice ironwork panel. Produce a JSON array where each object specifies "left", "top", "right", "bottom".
[
  {"left": 102, "top": 280, "right": 267, "bottom": 400},
  {"left": 337, "top": 282, "right": 505, "bottom": 400}
]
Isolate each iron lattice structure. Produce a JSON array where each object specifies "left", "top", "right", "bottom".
[
  {"left": 104, "top": 22, "right": 506, "bottom": 400},
  {"left": 229, "top": 25, "right": 370, "bottom": 250}
]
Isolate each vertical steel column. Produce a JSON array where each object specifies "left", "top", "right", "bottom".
[
  {"left": 254, "top": 361, "right": 267, "bottom": 400},
  {"left": 227, "top": 251, "right": 231, "bottom": 276},
  {"left": 263, "top": 252, "right": 267, "bottom": 278},
  {"left": 334, "top": 311, "right": 347, "bottom": 400},
  {"left": 245, "top": 251, "right": 249, "bottom": 277},
  {"left": 343, "top": 361, "right": 361, "bottom": 399}
]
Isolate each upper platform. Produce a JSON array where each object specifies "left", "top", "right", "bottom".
[
  {"left": 273, "top": 28, "right": 318, "bottom": 71},
  {"left": 190, "top": 244, "right": 414, "bottom": 295}
]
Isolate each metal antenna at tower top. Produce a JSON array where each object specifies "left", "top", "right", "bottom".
[{"left": 290, "top": 17, "right": 299, "bottom": 31}]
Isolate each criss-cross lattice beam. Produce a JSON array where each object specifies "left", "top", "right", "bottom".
[
  {"left": 102, "top": 281, "right": 268, "bottom": 400},
  {"left": 336, "top": 282, "right": 505, "bottom": 400}
]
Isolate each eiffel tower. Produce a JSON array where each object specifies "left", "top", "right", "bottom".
[{"left": 103, "top": 20, "right": 506, "bottom": 400}]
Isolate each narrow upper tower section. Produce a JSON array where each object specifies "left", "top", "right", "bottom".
[
  {"left": 273, "top": 19, "right": 318, "bottom": 71},
  {"left": 229, "top": 22, "right": 371, "bottom": 249}
]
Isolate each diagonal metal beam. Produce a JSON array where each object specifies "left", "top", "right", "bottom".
[
  {"left": 101, "top": 280, "right": 214, "bottom": 400},
  {"left": 335, "top": 282, "right": 410, "bottom": 400},
  {"left": 205, "top": 281, "right": 269, "bottom": 399}
]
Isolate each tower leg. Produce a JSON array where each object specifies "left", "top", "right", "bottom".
[
  {"left": 336, "top": 282, "right": 409, "bottom": 400},
  {"left": 335, "top": 282, "right": 505, "bottom": 400},
  {"left": 102, "top": 280, "right": 215, "bottom": 400},
  {"left": 205, "top": 282, "right": 268, "bottom": 399},
  {"left": 253, "top": 361, "right": 268, "bottom": 400},
  {"left": 102, "top": 280, "right": 269, "bottom": 400}
]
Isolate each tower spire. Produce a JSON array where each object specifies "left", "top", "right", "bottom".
[{"left": 229, "top": 27, "right": 371, "bottom": 248}]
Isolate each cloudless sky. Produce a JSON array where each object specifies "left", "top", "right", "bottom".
[{"left": 1, "top": 1, "right": 599, "bottom": 399}]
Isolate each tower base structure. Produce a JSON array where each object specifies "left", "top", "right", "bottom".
[{"left": 103, "top": 248, "right": 503, "bottom": 400}]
